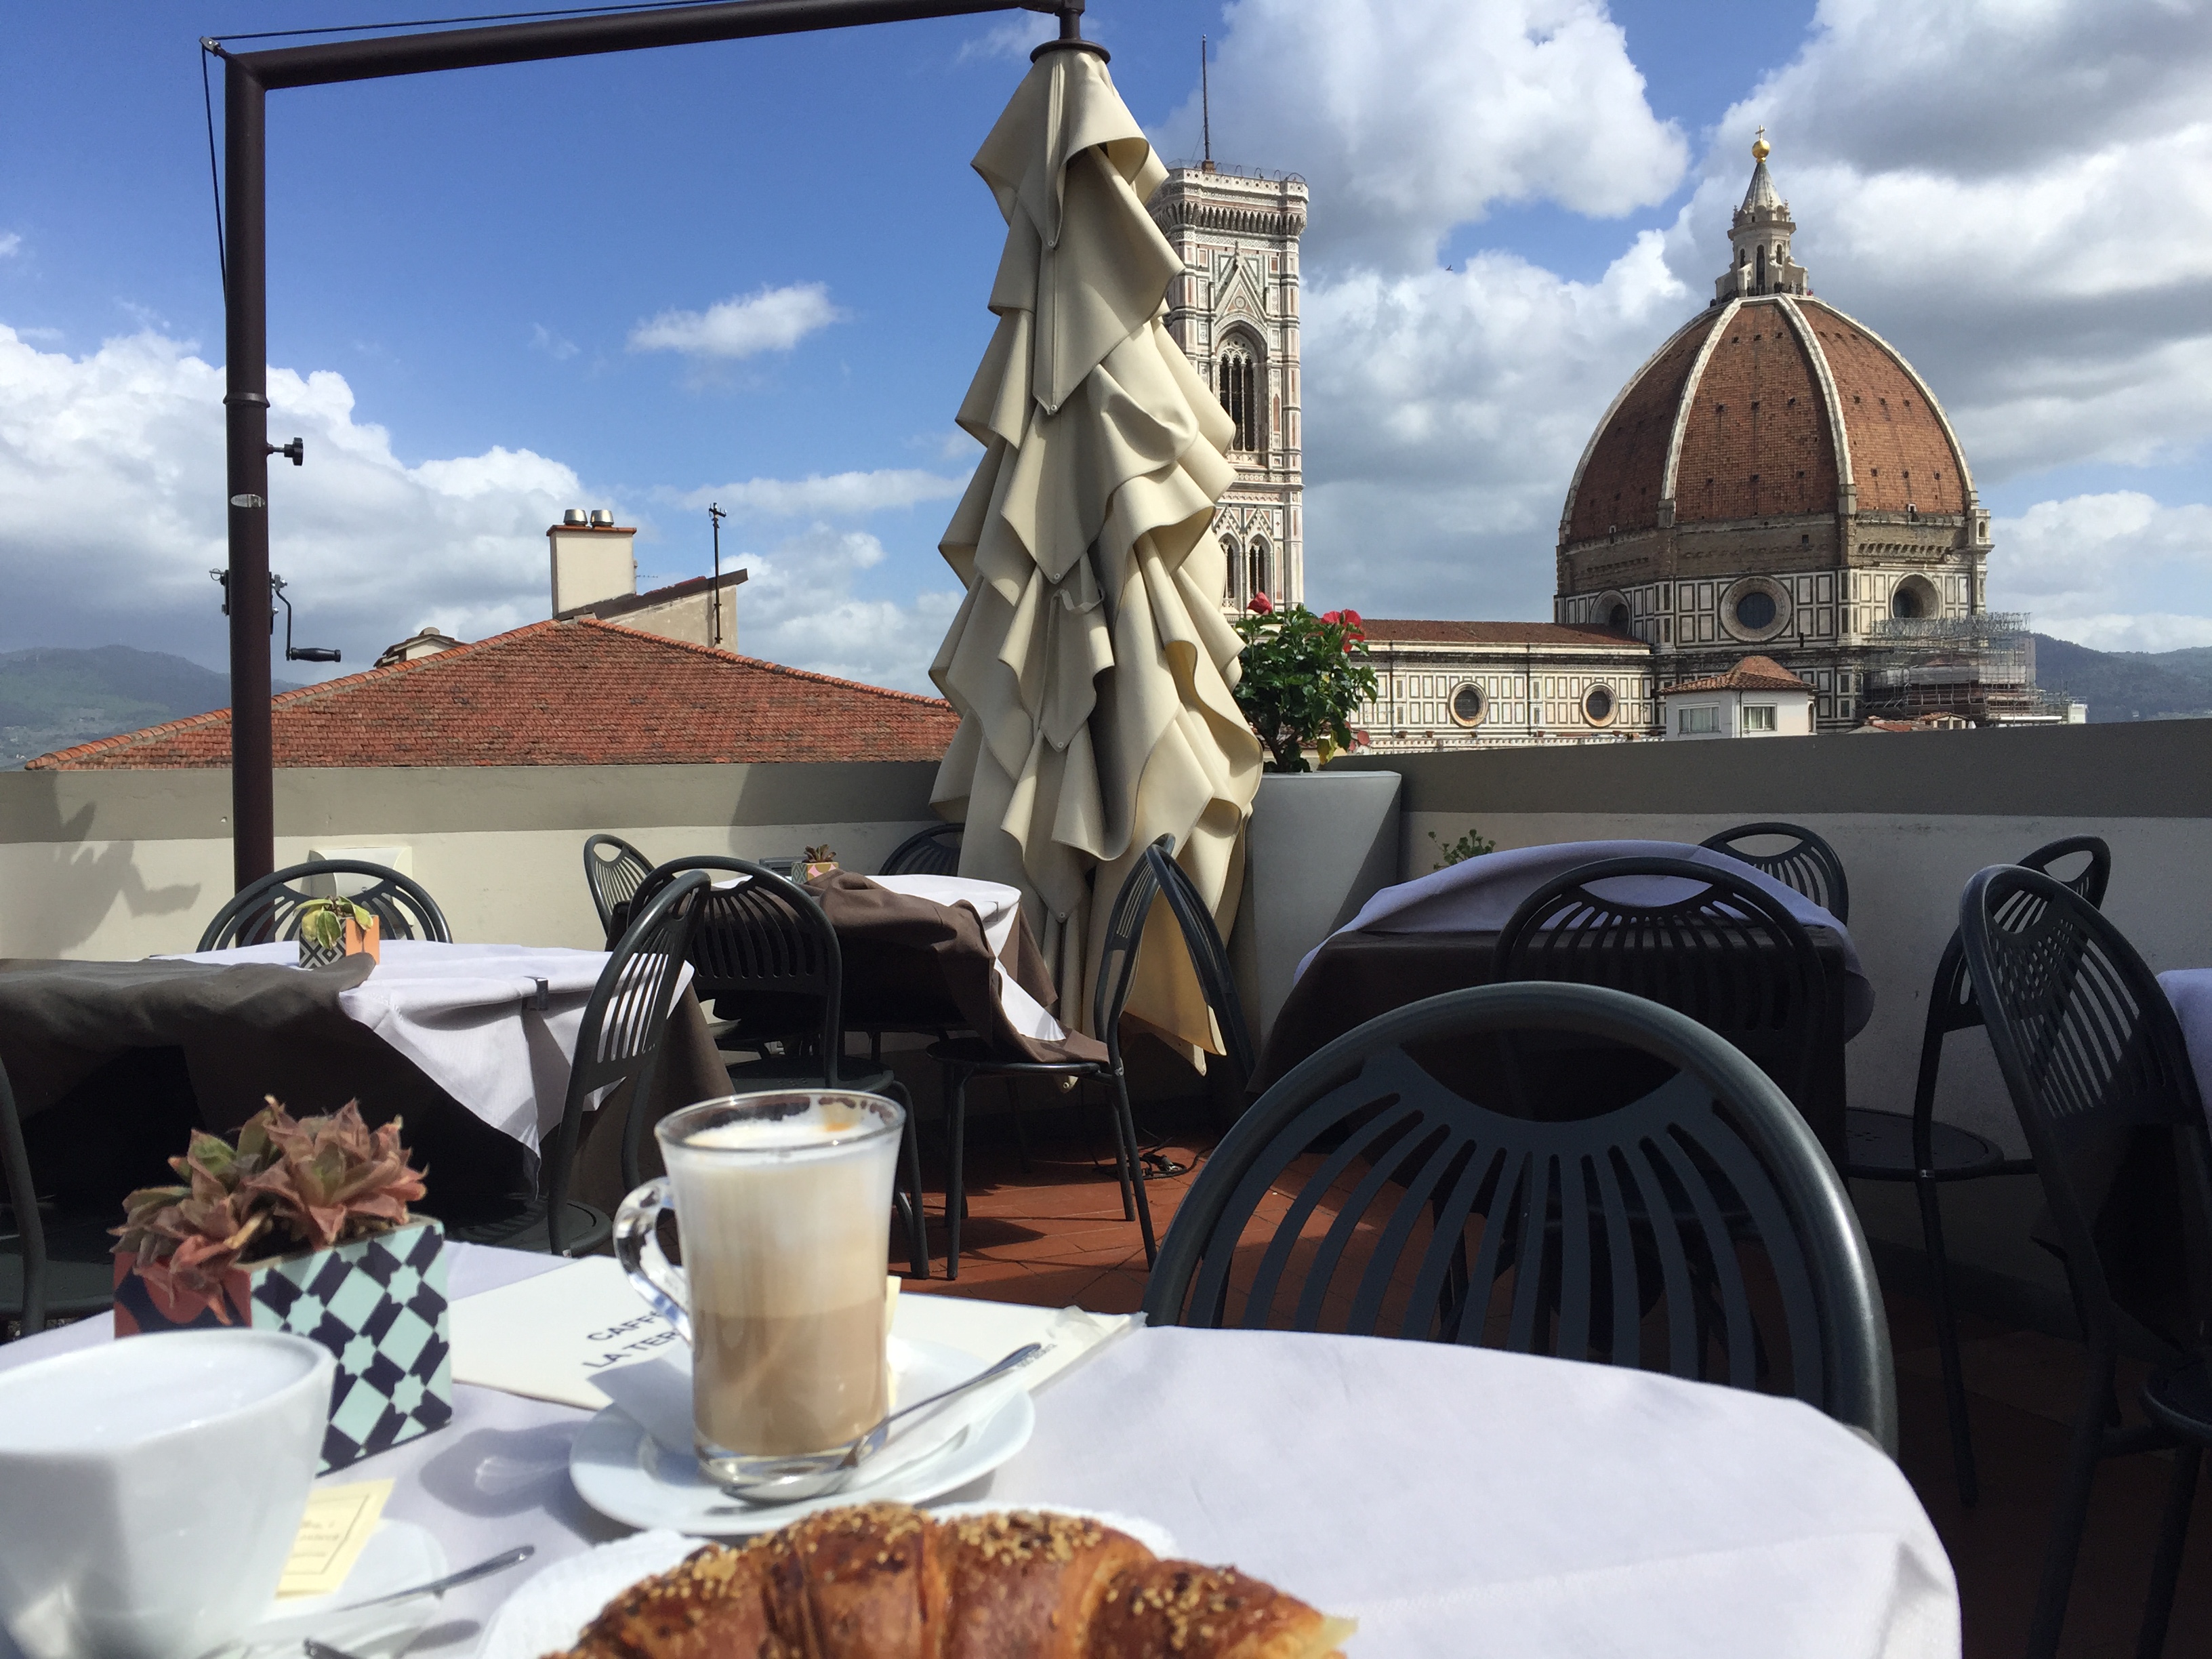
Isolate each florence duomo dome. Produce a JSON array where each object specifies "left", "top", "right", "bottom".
[{"left": 1552, "top": 132, "right": 2012, "bottom": 730}]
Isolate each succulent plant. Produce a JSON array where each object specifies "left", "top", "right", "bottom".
[
  {"left": 112, "top": 1099, "right": 428, "bottom": 1325},
  {"left": 298, "top": 897, "right": 376, "bottom": 951}
]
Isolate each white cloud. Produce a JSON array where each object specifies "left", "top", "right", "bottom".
[
  {"left": 0, "top": 324, "right": 592, "bottom": 674},
  {"left": 956, "top": 14, "right": 1053, "bottom": 64},
  {"left": 733, "top": 523, "right": 960, "bottom": 693},
  {"left": 628, "top": 283, "right": 842, "bottom": 361},
  {"left": 678, "top": 468, "right": 968, "bottom": 518},
  {"left": 1152, "top": 0, "right": 1687, "bottom": 270},
  {"left": 1989, "top": 491, "right": 2212, "bottom": 649},
  {"left": 529, "top": 323, "right": 578, "bottom": 361},
  {"left": 0, "top": 321, "right": 960, "bottom": 700},
  {"left": 1301, "top": 230, "right": 1689, "bottom": 615},
  {"left": 0, "top": 233, "right": 21, "bottom": 260}
]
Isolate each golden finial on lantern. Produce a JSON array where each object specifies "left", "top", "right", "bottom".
[{"left": 1752, "top": 127, "right": 1771, "bottom": 162}]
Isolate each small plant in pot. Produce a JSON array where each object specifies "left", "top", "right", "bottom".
[
  {"left": 111, "top": 1101, "right": 453, "bottom": 1471},
  {"left": 296, "top": 896, "right": 380, "bottom": 968},
  {"left": 1229, "top": 595, "right": 1380, "bottom": 773}
]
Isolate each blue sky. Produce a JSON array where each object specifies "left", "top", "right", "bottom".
[{"left": 3, "top": 0, "right": 2209, "bottom": 687}]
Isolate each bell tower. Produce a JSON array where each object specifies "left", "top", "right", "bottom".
[
  {"left": 1715, "top": 129, "right": 1811, "bottom": 302},
  {"left": 1149, "top": 155, "right": 1309, "bottom": 614}
]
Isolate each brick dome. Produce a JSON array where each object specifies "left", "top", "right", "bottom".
[{"left": 1560, "top": 293, "right": 1975, "bottom": 546}]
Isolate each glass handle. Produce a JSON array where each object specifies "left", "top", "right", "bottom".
[{"left": 612, "top": 1176, "right": 691, "bottom": 1345}]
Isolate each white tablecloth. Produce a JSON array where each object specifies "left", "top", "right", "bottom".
[
  {"left": 1307, "top": 839, "right": 1875, "bottom": 1038},
  {"left": 2160, "top": 970, "right": 2212, "bottom": 1115},
  {"left": 168, "top": 943, "right": 632, "bottom": 1153},
  {"left": 0, "top": 1246, "right": 1956, "bottom": 1658}
]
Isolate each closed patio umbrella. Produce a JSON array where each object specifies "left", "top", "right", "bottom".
[{"left": 930, "top": 39, "right": 1263, "bottom": 1057}]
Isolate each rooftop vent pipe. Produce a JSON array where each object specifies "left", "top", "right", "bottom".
[
  {"left": 590, "top": 508, "right": 614, "bottom": 527},
  {"left": 563, "top": 508, "right": 588, "bottom": 526}
]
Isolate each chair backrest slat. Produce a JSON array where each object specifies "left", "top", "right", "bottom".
[
  {"left": 1960, "top": 863, "right": 2209, "bottom": 1355},
  {"left": 197, "top": 859, "right": 451, "bottom": 952},
  {"left": 583, "top": 834, "right": 655, "bottom": 938},
  {"left": 879, "top": 824, "right": 963, "bottom": 878},
  {"left": 1497, "top": 855, "right": 1829, "bottom": 1111},
  {"left": 544, "top": 869, "right": 710, "bottom": 1254},
  {"left": 1147, "top": 981, "right": 1896, "bottom": 1449},
  {"left": 1700, "top": 821, "right": 1851, "bottom": 923}
]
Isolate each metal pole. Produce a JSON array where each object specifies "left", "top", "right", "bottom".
[
  {"left": 218, "top": 0, "right": 1074, "bottom": 886},
  {"left": 224, "top": 59, "right": 274, "bottom": 891}
]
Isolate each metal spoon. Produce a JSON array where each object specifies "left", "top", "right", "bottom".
[
  {"left": 331, "top": 1543, "right": 536, "bottom": 1610},
  {"left": 718, "top": 1341, "right": 1044, "bottom": 1506}
]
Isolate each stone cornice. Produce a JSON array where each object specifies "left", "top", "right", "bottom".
[{"left": 1150, "top": 197, "right": 1308, "bottom": 238}]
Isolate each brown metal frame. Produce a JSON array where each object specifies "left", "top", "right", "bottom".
[{"left": 214, "top": 0, "right": 1084, "bottom": 888}]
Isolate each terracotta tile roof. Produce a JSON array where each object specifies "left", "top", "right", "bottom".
[
  {"left": 26, "top": 619, "right": 960, "bottom": 770},
  {"left": 1662, "top": 655, "right": 1814, "bottom": 695},
  {"left": 1360, "top": 619, "right": 1643, "bottom": 647}
]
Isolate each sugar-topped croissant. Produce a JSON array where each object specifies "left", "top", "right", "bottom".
[{"left": 554, "top": 1502, "right": 1353, "bottom": 1659}]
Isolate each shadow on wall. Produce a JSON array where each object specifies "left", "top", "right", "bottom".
[{"left": 5, "top": 781, "right": 203, "bottom": 955}]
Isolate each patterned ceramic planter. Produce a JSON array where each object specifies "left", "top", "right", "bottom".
[
  {"left": 298, "top": 914, "right": 382, "bottom": 970},
  {"left": 114, "top": 1218, "right": 452, "bottom": 1472}
]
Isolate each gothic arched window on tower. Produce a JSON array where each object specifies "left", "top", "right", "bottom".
[
  {"left": 1249, "top": 537, "right": 1271, "bottom": 600},
  {"left": 1217, "top": 338, "right": 1261, "bottom": 453}
]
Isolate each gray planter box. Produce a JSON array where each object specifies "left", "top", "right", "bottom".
[{"left": 1232, "top": 769, "right": 1403, "bottom": 1051}]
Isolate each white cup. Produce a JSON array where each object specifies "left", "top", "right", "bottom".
[{"left": 0, "top": 1330, "right": 335, "bottom": 1659}]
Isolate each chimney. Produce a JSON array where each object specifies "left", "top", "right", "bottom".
[{"left": 548, "top": 507, "right": 638, "bottom": 617}]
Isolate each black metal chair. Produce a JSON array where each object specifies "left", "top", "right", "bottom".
[
  {"left": 1144, "top": 981, "right": 1896, "bottom": 1449},
  {"left": 1, "top": 1056, "right": 119, "bottom": 1340},
  {"left": 583, "top": 834, "right": 655, "bottom": 941},
  {"left": 443, "top": 870, "right": 708, "bottom": 1257},
  {"left": 197, "top": 859, "right": 452, "bottom": 951},
  {"left": 1496, "top": 855, "right": 1832, "bottom": 1117},
  {"left": 1700, "top": 821, "right": 1850, "bottom": 923},
  {"left": 927, "top": 835, "right": 1250, "bottom": 1279},
  {"left": 624, "top": 859, "right": 929, "bottom": 1277},
  {"left": 1962, "top": 864, "right": 2212, "bottom": 1659},
  {"left": 879, "top": 824, "right": 963, "bottom": 878},
  {"left": 1845, "top": 834, "right": 2111, "bottom": 1507}
]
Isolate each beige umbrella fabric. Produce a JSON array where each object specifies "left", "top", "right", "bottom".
[{"left": 930, "top": 43, "right": 1263, "bottom": 1057}]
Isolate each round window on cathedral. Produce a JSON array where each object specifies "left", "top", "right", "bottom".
[
  {"left": 1720, "top": 577, "right": 1790, "bottom": 642},
  {"left": 1608, "top": 603, "right": 1631, "bottom": 631},
  {"left": 1582, "top": 684, "right": 1617, "bottom": 726},
  {"left": 1734, "top": 590, "right": 1777, "bottom": 630},
  {"left": 1891, "top": 575, "right": 1938, "bottom": 620},
  {"left": 1450, "top": 683, "right": 1486, "bottom": 727}
]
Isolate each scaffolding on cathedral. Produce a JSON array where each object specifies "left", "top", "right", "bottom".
[{"left": 1860, "top": 614, "right": 2073, "bottom": 725}]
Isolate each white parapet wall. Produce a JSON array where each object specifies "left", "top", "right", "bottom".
[{"left": 0, "top": 762, "right": 943, "bottom": 960}]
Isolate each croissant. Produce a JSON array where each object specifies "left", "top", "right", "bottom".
[{"left": 554, "top": 1502, "right": 1353, "bottom": 1659}]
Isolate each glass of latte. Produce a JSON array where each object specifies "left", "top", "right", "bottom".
[{"left": 613, "top": 1091, "right": 903, "bottom": 1488}]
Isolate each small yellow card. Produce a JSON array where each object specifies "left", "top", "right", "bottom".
[{"left": 276, "top": 1479, "right": 392, "bottom": 1600}]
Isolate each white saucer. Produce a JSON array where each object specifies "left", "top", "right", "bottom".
[
  {"left": 475, "top": 1507, "right": 1175, "bottom": 1659},
  {"left": 569, "top": 1338, "right": 1036, "bottom": 1536}
]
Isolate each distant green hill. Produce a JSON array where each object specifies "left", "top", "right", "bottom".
[
  {"left": 0, "top": 647, "right": 300, "bottom": 769},
  {"left": 2033, "top": 634, "right": 2212, "bottom": 724}
]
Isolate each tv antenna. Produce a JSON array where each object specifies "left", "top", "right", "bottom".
[{"left": 708, "top": 502, "right": 728, "bottom": 647}]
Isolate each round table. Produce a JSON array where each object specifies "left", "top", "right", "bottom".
[{"left": 0, "top": 1247, "right": 1956, "bottom": 1659}]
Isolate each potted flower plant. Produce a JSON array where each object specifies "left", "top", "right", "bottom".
[
  {"left": 1229, "top": 595, "right": 1400, "bottom": 1048},
  {"left": 111, "top": 1101, "right": 451, "bottom": 1471},
  {"left": 295, "top": 896, "right": 380, "bottom": 969},
  {"left": 1229, "top": 594, "right": 1379, "bottom": 772}
]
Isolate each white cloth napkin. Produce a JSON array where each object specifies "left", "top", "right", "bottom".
[{"left": 1302, "top": 838, "right": 1874, "bottom": 1037}]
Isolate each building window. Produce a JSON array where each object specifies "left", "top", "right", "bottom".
[
  {"left": 1678, "top": 705, "right": 1719, "bottom": 735},
  {"left": 1450, "top": 682, "right": 1486, "bottom": 726},
  {"left": 1735, "top": 590, "right": 1776, "bottom": 630},
  {"left": 1742, "top": 703, "right": 1778, "bottom": 733},
  {"left": 1583, "top": 685, "right": 1616, "bottom": 726},
  {"left": 1248, "top": 537, "right": 1271, "bottom": 600},
  {"left": 1217, "top": 338, "right": 1260, "bottom": 452}
]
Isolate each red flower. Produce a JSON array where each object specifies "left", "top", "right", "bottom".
[
  {"left": 1248, "top": 592, "right": 1273, "bottom": 615},
  {"left": 1319, "top": 609, "right": 1341, "bottom": 624},
  {"left": 1342, "top": 609, "right": 1363, "bottom": 628}
]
